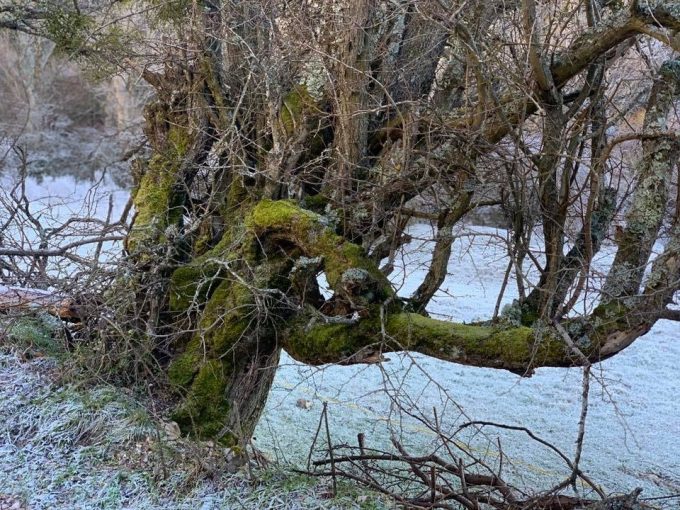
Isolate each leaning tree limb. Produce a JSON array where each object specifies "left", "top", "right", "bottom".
[{"left": 236, "top": 200, "right": 664, "bottom": 375}]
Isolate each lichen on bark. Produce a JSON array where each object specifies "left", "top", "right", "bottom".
[{"left": 603, "top": 57, "right": 680, "bottom": 299}]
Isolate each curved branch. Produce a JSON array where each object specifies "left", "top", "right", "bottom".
[
  {"left": 377, "top": 1, "right": 680, "bottom": 217},
  {"left": 246, "top": 201, "right": 656, "bottom": 374},
  {"left": 285, "top": 307, "right": 654, "bottom": 375},
  {"left": 409, "top": 195, "right": 472, "bottom": 312}
]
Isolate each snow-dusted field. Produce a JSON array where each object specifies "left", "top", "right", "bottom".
[
  {"left": 260, "top": 228, "right": 680, "bottom": 499},
  {"left": 0, "top": 173, "right": 128, "bottom": 272},
  {"left": 1, "top": 175, "right": 679, "bottom": 505}
]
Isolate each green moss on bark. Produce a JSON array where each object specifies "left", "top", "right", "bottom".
[
  {"left": 168, "top": 278, "right": 254, "bottom": 444},
  {"left": 386, "top": 314, "right": 536, "bottom": 365},
  {"left": 281, "top": 85, "right": 314, "bottom": 135},
  {"left": 128, "top": 126, "right": 190, "bottom": 252},
  {"left": 302, "top": 194, "right": 330, "bottom": 213},
  {"left": 246, "top": 200, "right": 390, "bottom": 293},
  {"left": 167, "top": 337, "right": 202, "bottom": 386},
  {"left": 132, "top": 157, "right": 175, "bottom": 226},
  {"left": 168, "top": 232, "right": 237, "bottom": 311},
  {"left": 246, "top": 199, "right": 318, "bottom": 234},
  {"left": 286, "top": 312, "right": 573, "bottom": 373},
  {"left": 284, "top": 312, "right": 382, "bottom": 363},
  {"left": 172, "top": 279, "right": 253, "bottom": 362},
  {"left": 169, "top": 264, "right": 218, "bottom": 311},
  {"left": 171, "top": 359, "right": 234, "bottom": 443},
  {"left": 588, "top": 299, "right": 640, "bottom": 341},
  {"left": 198, "top": 280, "right": 252, "bottom": 352},
  {"left": 279, "top": 85, "right": 329, "bottom": 159}
]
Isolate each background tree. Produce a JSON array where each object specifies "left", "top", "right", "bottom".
[{"left": 2, "top": 0, "right": 679, "bottom": 451}]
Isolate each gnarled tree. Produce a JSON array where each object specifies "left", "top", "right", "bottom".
[{"left": 3, "top": 0, "right": 680, "bottom": 446}]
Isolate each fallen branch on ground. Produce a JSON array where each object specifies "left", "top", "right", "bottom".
[{"left": 0, "top": 285, "right": 80, "bottom": 321}]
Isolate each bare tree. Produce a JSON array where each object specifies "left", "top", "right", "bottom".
[{"left": 1, "top": 0, "right": 679, "bottom": 462}]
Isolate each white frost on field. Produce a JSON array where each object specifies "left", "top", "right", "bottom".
[
  {"left": 258, "top": 223, "right": 680, "bottom": 498},
  {"left": 0, "top": 173, "right": 128, "bottom": 280},
  {"left": 2, "top": 176, "right": 679, "bottom": 503},
  {"left": 0, "top": 172, "right": 129, "bottom": 225}
]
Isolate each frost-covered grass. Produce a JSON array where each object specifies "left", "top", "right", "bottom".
[
  {"left": 1, "top": 174, "right": 679, "bottom": 505},
  {"left": 1, "top": 313, "right": 66, "bottom": 358},
  {"left": 0, "top": 351, "right": 391, "bottom": 509},
  {"left": 257, "top": 223, "right": 680, "bottom": 499}
]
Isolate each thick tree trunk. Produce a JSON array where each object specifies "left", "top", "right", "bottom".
[
  {"left": 114, "top": 3, "right": 680, "bottom": 446},
  {"left": 603, "top": 59, "right": 680, "bottom": 299},
  {"left": 160, "top": 196, "right": 670, "bottom": 445}
]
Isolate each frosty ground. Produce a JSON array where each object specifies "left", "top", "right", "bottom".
[
  {"left": 262, "top": 223, "right": 680, "bottom": 498},
  {"left": 0, "top": 174, "right": 678, "bottom": 508}
]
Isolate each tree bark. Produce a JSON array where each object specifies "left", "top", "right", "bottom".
[
  {"left": 603, "top": 59, "right": 680, "bottom": 299},
  {"left": 0, "top": 285, "right": 79, "bottom": 321},
  {"left": 125, "top": 9, "right": 680, "bottom": 445},
  {"left": 4, "top": 0, "right": 680, "bottom": 446}
]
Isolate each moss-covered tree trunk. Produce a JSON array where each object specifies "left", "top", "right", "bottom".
[{"left": 111, "top": 2, "right": 680, "bottom": 446}]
